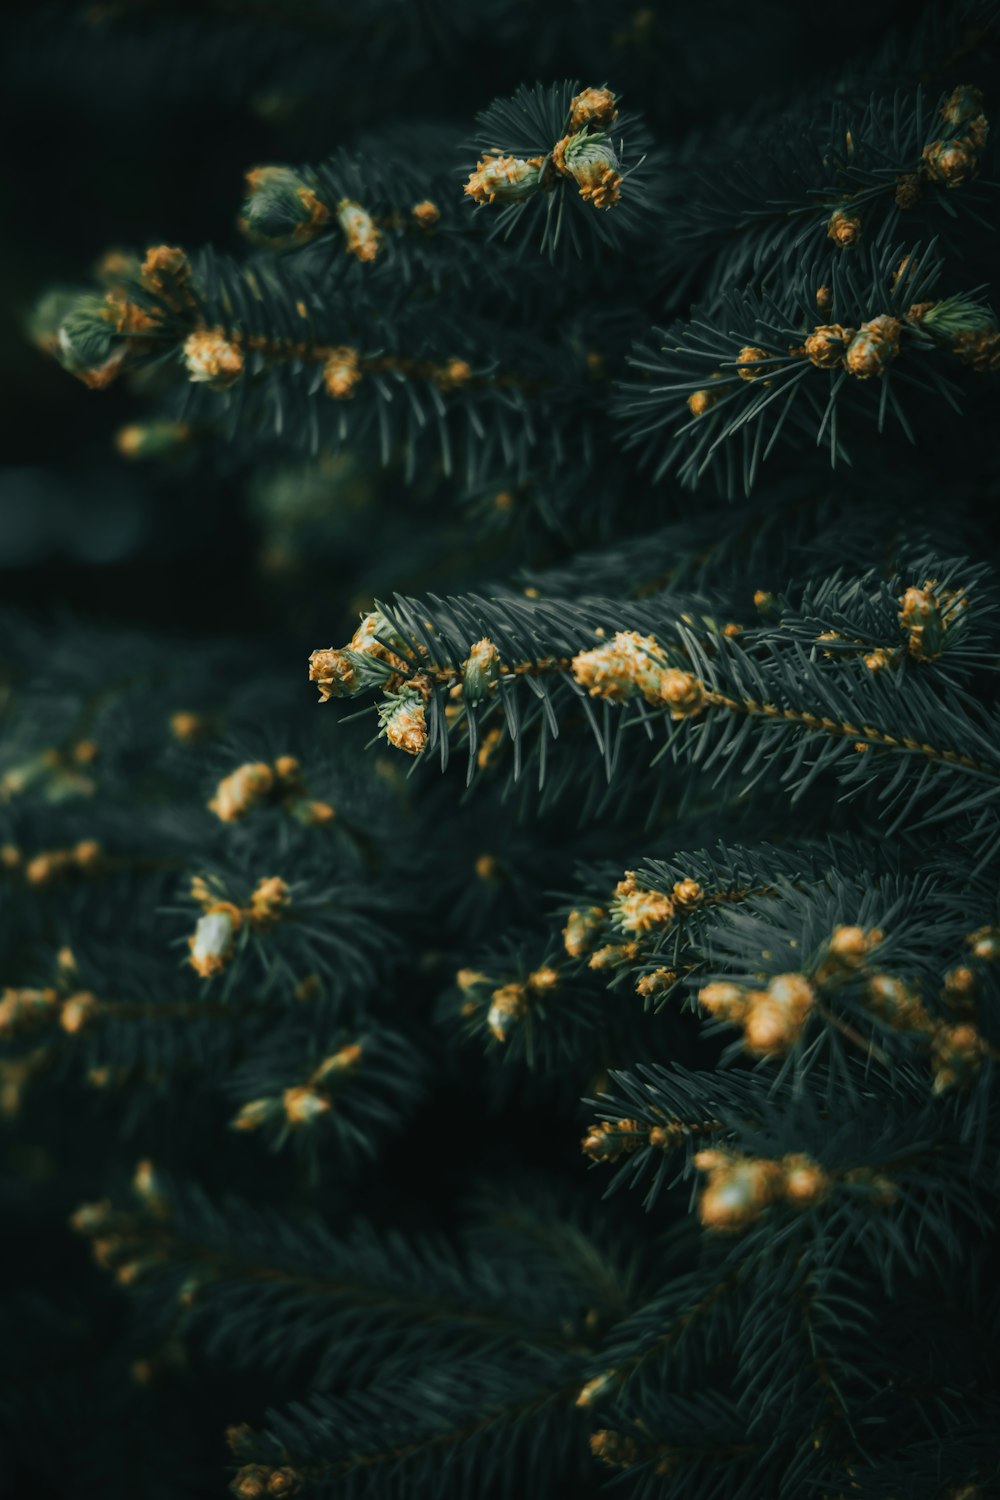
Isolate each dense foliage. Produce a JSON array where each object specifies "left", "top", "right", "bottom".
[{"left": 4, "top": 2, "right": 1000, "bottom": 1496}]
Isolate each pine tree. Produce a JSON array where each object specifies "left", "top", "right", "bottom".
[{"left": 6, "top": 2, "right": 1000, "bottom": 1496}]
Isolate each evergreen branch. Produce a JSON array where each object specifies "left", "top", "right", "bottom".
[
  {"left": 228, "top": 1362, "right": 591, "bottom": 1498},
  {"left": 618, "top": 240, "right": 999, "bottom": 493},
  {"left": 225, "top": 1025, "right": 424, "bottom": 1165},
  {"left": 463, "top": 80, "right": 661, "bottom": 260},
  {"left": 308, "top": 570, "right": 1000, "bottom": 846},
  {"left": 71, "top": 1186, "right": 613, "bottom": 1389},
  {"left": 36, "top": 244, "right": 609, "bottom": 481},
  {"left": 664, "top": 83, "right": 996, "bottom": 299},
  {"left": 237, "top": 130, "right": 500, "bottom": 292}
]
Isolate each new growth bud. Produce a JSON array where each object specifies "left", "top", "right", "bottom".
[
  {"left": 845, "top": 317, "right": 901, "bottom": 379},
  {"left": 462, "top": 638, "right": 501, "bottom": 703},
  {"left": 183, "top": 329, "right": 244, "bottom": 389},
  {"left": 571, "top": 632, "right": 705, "bottom": 717},
  {"left": 241, "top": 166, "right": 330, "bottom": 246},
  {"left": 698, "top": 972, "right": 814, "bottom": 1054},
  {"left": 563, "top": 906, "right": 607, "bottom": 958},
  {"left": 55, "top": 294, "right": 124, "bottom": 388},
  {"left": 188, "top": 908, "right": 240, "bottom": 978},
  {"left": 551, "top": 130, "right": 622, "bottom": 209},
  {"left": 378, "top": 687, "right": 429, "bottom": 756},
  {"left": 465, "top": 155, "right": 547, "bottom": 205},
  {"left": 336, "top": 199, "right": 382, "bottom": 262}
]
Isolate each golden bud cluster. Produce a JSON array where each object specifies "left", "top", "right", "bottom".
[
  {"left": 139, "top": 244, "right": 193, "bottom": 305},
  {"left": 209, "top": 761, "right": 276, "bottom": 822},
  {"left": 611, "top": 871, "right": 674, "bottom": 934},
  {"left": 923, "top": 134, "right": 984, "bottom": 189},
  {"left": 411, "top": 199, "right": 440, "bottom": 228},
  {"left": 230, "top": 1465, "right": 303, "bottom": 1499},
  {"left": 898, "top": 580, "right": 966, "bottom": 663},
  {"left": 21, "top": 840, "right": 103, "bottom": 887},
  {"left": 635, "top": 967, "right": 677, "bottom": 1000},
  {"left": 309, "top": 611, "right": 408, "bottom": 702},
  {"left": 234, "top": 1043, "right": 363, "bottom": 1135},
  {"left": 336, "top": 198, "right": 381, "bottom": 262},
  {"left": 944, "top": 964, "right": 976, "bottom": 1001},
  {"left": 0, "top": 742, "right": 100, "bottom": 802},
  {"left": 0, "top": 987, "right": 59, "bottom": 1037},
  {"left": 562, "top": 905, "right": 607, "bottom": 958},
  {"left": 380, "top": 690, "right": 429, "bottom": 757},
  {"left": 457, "top": 965, "right": 559, "bottom": 1042},
  {"left": 821, "top": 922, "right": 884, "bottom": 971},
  {"left": 699, "top": 971, "right": 815, "bottom": 1055},
  {"left": 187, "top": 876, "right": 291, "bottom": 978},
  {"left": 571, "top": 632, "right": 705, "bottom": 717},
  {"left": 804, "top": 324, "right": 855, "bottom": 369},
  {"left": 551, "top": 129, "right": 622, "bottom": 209},
  {"left": 797, "top": 318, "right": 903, "bottom": 380},
  {"left": 846, "top": 316, "right": 902, "bottom": 379},
  {"left": 694, "top": 1148, "right": 829, "bottom": 1232},
  {"left": 60, "top": 991, "right": 98, "bottom": 1034},
  {"left": 673, "top": 878, "right": 704, "bottom": 909},
  {"left": 826, "top": 208, "right": 861, "bottom": 246},
  {"left": 464, "top": 154, "right": 547, "bottom": 205},
  {"left": 183, "top": 328, "right": 244, "bottom": 389},
  {"left": 736, "top": 345, "right": 772, "bottom": 382},
  {"left": 484, "top": 982, "right": 525, "bottom": 1040},
  {"left": 581, "top": 1118, "right": 649, "bottom": 1162},
  {"left": 240, "top": 166, "right": 331, "bottom": 248},
  {"left": 132, "top": 1158, "right": 169, "bottom": 1217},
  {"left": 308, "top": 646, "right": 358, "bottom": 700},
  {"left": 208, "top": 756, "right": 333, "bottom": 826},
  {"left": 930, "top": 1023, "right": 986, "bottom": 1093},
  {"left": 434, "top": 357, "right": 473, "bottom": 391},
  {"left": 282, "top": 1087, "right": 332, "bottom": 1125},
  {"left": 322, "top": 345, "right": 362, "bottom": 400},
  {"left": 249, "top": 875, "right": 292, "bottom": 928},
  {"left": 462, "top": 637, "right": 501, "bottom": 703},
  {"left": 610, "top": 872, "right": 704, "bottom": 937},
  {"left": 485, "top": 965, "right": 558, "bottom": 1042},
  {"left": 686, "top": 387, "right": 717, "bottom": 417},
  {"left": 45, "top": 246, "right": 194, "bottom": 389},
  {"left": 866, "top": 973, "right": 931, "bottom": 1032},
  {"left": 567, "top": 86, "right": 618, "bottom": 132},
  {"left": 862, "top": 961, "right": 993, "bottom": 1094},
  {"left": 169, "top": 709, "right": 213, "bottom": 745},
  {"left": 188, "top": 904, "right": 242, "bottom": 978},
  {"left": 464, "top": 87, "right": 622, "bottom": 213},
  {"left": 0, "top": 985, "right": 106, "bottom": 1041},
  {"left": 892, "top": 86, "right": 989, "bottom": 202},
  {"left": 864, "top": 647, "right": 897, "bottom": 673},
  {"left": 968, "top": 925, "right": 1000, "bottom": 962},
  {"left": 314, "top": 1041, "right": 364, "bottom": 1078},
  {"left": 70, "top": 1198, "right": 115, "bottom": 1237},
  {"left": 587, "top": 941, "right": 638, "bottom": 972},
  {"left": 576, "top": 1370, "right": 620, "bottom": 1408}
]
